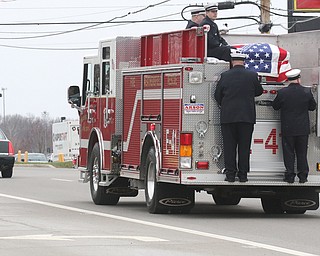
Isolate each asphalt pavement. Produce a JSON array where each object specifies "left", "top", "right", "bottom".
[{"left": 0, "top": 166, "right": 319, "bottom": 256}]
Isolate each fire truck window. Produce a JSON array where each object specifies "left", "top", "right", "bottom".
[
  {"left": 102, "top": 61, "right": 110, "bottom": 95},
  {"left": 94, "top": 64, "right": 100, "bottom": 94},
  {"left": 102, "top": 47, "right": 110, "bottom": 60},
  {"left": 82, "top": 63, "right": 93, "bottom": 105}
]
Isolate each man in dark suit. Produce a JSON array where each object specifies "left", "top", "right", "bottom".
[
  {"left": 272, "top": 69, "right": 316, "bottom": 183},
  {"left": 185, "top": 8, "right": 205, "bottom": 29},
  {"left": 214, "top": 52, "right": 263, "bottom": 182},
  {"left": 200, "top": 3, "right": 231, "bottom": 62}
]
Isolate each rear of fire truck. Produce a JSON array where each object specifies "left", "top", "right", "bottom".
[{"left": 68, "top": 27, "right": 320, "bottom": 214}]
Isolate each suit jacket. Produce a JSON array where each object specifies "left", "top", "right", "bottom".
[
  {"left": 272, "top": 83, "right": 316, "bottom": 136},
  {"left": 200, "top": 16, "right": 227, "bottom": 56},
  {"left": 214, "top": 65, "right": 263, "bottom": 124}
]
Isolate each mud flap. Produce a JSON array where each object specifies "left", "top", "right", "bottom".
[
  {"left": 157, "top": 184, "right": 195, "bottom": 214},
  {"left": 281, "top": 190, "right": 319, "bottom": 211}
]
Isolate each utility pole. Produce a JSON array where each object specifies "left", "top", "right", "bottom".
[
  {"left": 42, "top": 111, "right": 48, "bottom": 154},
  {"left": 287, "top": 0, "right": 294, "bottom": 33},
  {"left": 260, "top": 0, "right": 271, "bottom": 33},
  {"left": 1, "top": 87, "right": 7, "bottom": 123}
]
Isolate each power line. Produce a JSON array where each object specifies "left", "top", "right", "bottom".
[
  {"left": 277, "top": 16, "right": 320, "bottom": 30},
  {"left": 0, "top": 43, "right": 97, "bottom": 51},
  {"left": 0, "top": 0, "right": 172, "bottom": 40},
  {"left": 0, "top": 3, "right": 184, "bottom": 10}
]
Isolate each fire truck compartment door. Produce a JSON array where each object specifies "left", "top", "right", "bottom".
[{"left": 250, "top": 121, "right": 285, "bottom": 174}]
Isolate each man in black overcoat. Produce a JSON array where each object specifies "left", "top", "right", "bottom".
[
  {"left": 214, "top": 52, "right": 263, "bottom": 182},
  {"left": 272, "top": 69, "right": 316, "bottom": 183}
]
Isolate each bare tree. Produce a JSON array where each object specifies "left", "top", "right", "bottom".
[{"left": 0, "top": 114, "right": 58, "bottom": 154}]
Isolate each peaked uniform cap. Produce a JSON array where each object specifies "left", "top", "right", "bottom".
[
  {"left": 191, "top": 8, "right": 206, "bottom": 15},
  {"left": 230, "top": 52, "right": 246, "bottom": 60},
  {"left": 204, "top": 3, "right": 218, "bottom": 11},
  {"left": 286, "top": 69, "right": 301, "bottom": 80}
]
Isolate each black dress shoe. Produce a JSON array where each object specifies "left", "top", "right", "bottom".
[
  {"left": 299, "top": 178, "right": 308, "bottom": 183},
  {"left": 225, "top": 176, "right": 235, "bottom": 182},
  {"left": 283, "top": 177, "right": 294, "bottom": 183},
  {"left": 239, "top": 177, "right": 248, "bottom": 182}
]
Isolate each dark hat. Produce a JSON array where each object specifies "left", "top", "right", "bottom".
[
  {"left": 191, "top": 8, "right": 205, "bottom": 15},
  {"left": 286, "top": 69, "right": 301, "bottom": 80},
  {"left": 204, "top": 3, "right": 218, "bottom": 11},
  {"left": 230, "top": 52, "right": 246, "bottom": 60}
]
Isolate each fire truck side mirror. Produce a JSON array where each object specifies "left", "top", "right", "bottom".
[{"left": 67, "top": 85, "right": 81, "bottom": 107}]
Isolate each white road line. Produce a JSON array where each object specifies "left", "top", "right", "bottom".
[
  {"left": 0, "top": 193, "right": 317, "bottom": 256},
  {"left": 0, "top": 234, "right": 167, "bottom": 242},
  {"left": 51, "top": 178, "right": 73, "bottom": 182}
]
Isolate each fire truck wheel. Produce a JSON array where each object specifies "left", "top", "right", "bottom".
[
  {"left": 1, "top": 168, "right": 13, "bottom": 178},
  {"left": 89, "top": 143, "right": 120, "bottom": 205},
  {"left": 261, "top": 197, "right": 284, "bottom": 214},
  {"left": 144, "top": 146, "right": 195, "bottom": 214},
  {"left": 145, "top": 146, "right": 165, "bottom": 213},
  {"left": 212, "top": 194, "right": 241, "bottom": 205}
]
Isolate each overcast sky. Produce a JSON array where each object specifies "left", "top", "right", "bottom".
[{"left": 0, "top": 0, "right": 294, "bottom": 120}]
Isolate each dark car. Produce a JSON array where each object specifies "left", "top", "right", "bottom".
[{"left": 0, "top": 128, "right": 15, "bottom": 178}]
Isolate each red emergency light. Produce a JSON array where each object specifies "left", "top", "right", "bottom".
[{"left": 150, "top": 123, "right": 156, "bottom": 131}]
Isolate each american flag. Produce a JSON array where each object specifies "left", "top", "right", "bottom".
[{"left": 235, "top": 43, "right": 291, "bottom": 82}]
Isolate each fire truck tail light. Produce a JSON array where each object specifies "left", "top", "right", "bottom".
[
  {"left": 269, "top": 90, "right": 277, "bottom": 94},
  {"left": 180, "top": 133, "right": 192, "bottom": 145},
  {"left": 196, "top": 161, "right": 209, "bottom": 169},
  {"left": 180, "top": 157, "right": 192, "bottom": 169},
  {"left": 189, "top": 71, "right": 203, "bottom": 84},
  {"left": 180, "top": 133, "right": 192, "bottom": 169},
  {"left": 263, "top": 90, "right": 268, "bottom": 94},
  {"left": 180, "top": 145, "right": 192, "bottom": 157}
]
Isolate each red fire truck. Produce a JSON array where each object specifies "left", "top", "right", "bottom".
[{"left": 68, "top": 27, "right": 320, "bottom": 214}]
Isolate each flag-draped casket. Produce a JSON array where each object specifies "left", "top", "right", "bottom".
[{"left": 234, "top": 43, "right": 291, "bottom": 82}]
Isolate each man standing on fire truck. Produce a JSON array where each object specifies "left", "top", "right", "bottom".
[
  {"left": 214, "top": 52, "right": 263, "bottom": 182},
  {"left": 272, "top": 69, "right": 316, "bottom": 183},
  {"left": 200, "top": 3, "right": 231, "bottom": 62}
]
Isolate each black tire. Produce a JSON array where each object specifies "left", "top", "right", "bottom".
[
  {"left": 261, "top": 197, "right": 284, "bottom": 214},
  {"left": 212, "top": 194, "right": 241, "bottom": 205},
  {"left": 145, "top": 147, "right": 164, "bottom": 213},
  {"left": 89, "top": 143, "right": 119, "bottom": 205},
  {"left": 285, "top": 210, "right": 306, "bottom": 214},
  {"left": 1, "top": 168, "right": 13, "bottom": 178},
  {"left": 144, "top": 146, "right": 195, "bottom": 214}
]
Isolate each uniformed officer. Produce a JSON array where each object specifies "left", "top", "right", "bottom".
[
  {"left": 185, "top": 8, "right": 206, "bottom": 29},
  {"left": 200, "top": 3, "right": 231, "bottom": 62},
  {"left": 272, "top": 69, "right": 316, "bottom": 183},
  {"left": 214, "top": 52, "right": 263, "bottom": 182}
]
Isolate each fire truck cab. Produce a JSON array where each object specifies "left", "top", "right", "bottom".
[{"left": 68, "top": 27, "right": 320, "bottom": 214}]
